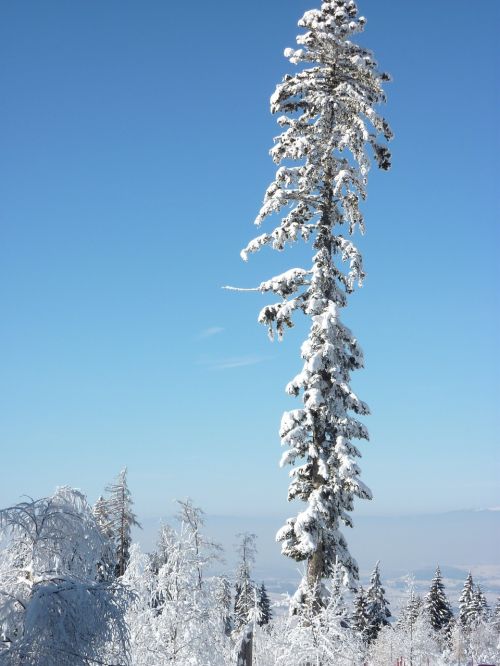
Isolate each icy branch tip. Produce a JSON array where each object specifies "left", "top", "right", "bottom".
[{"left": 222, "top": 285, "right": 260, "bottom": 292}]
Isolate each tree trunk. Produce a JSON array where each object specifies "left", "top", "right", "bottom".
[
  {"left": 236, "top": 624, "right": 253, "bottom": 666},
  {"left": 305, "top": 446, "right": 326, "bottom": 612},
  {"left": 307, "top": 548, "right": 324, "bottom": 598}
]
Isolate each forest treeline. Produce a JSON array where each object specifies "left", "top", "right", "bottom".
[{"left": 0, "top": 470, "right": 498, "bottom": 665}]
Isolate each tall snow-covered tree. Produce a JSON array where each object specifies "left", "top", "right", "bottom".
[
  {"left": 236, "top": 0, "right": 392, "bottom": 608},
  {"left": 105, "top": 468, "right": 142, "bottom": 577},
  {"left": 366, "top": 561, "right": 391, "bottom": 641},
  {"left": 424, "top": 565, "right": 453, "bottom": 632}
]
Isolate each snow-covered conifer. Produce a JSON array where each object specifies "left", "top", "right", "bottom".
[
  {"left": 424, "top": 565, "right": 453, "bottom": 632},
  {"left": 493, "top": 596, "right": 500, "bottom": 631},
  {"left": 92, "top": 494, "right": 116, "bottom": 580},
  {"left": 366, "top": 560, "right": 391, "bottom": 641},
  {"left": 477, "top": 585, "right": 489, "bottom": 616},
  {"left": 471, "top": 584, "right": 489, "bottom": 623},
  {"left": 257, "top": 583, "right": 273, "bottom": 626},
  {"left": 233, "top": 533, "right": 257, "bottom": 631},
  {"left": 459, "top": 571, "right": 475, "bottom": 628},
  {"left": 237, "top": 0, "right": 392, "bottom": 609},
  {"left": 105, "top": 468, "right": 141, "bottom": 577},
  {"left": 351, "top": 586, "right": 370, "bottom": 642},
  {"left": 93, "top": 494, "right": 114, "bottom": 539},
  {"left": 215, "top": 576, "right": 233, "bottom": 636},
  {"left": 330, "top": 563, "right": 350, "bottom": 627}
]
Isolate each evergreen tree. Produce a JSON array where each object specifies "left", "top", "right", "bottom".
[
  {"left": 493, "top": 596, "right": 500, "bottom": 632},
  {"left": 233, "top": 533, "right": 257, "bottom": 631},
  {"left": 459, "top": 572, "right": 475, "bottom": 628},
  {"left": 330, "top": 563, "right": 350, "bottom": 627},
  {"left": 105, "top": 468, "right": 141, "bottom": 577},
  {"left": 92, "top": 495, "right": 116, "bottom": 579},
  {"left": 236, "top": 0, "right": 392, "bottom": 610},
  {"left": 424, "top": 565, "right": 453, "bottom": 632},
  {"left": 471, "top": 584, "right": 489, "bottom": 623},
  {"left": 257, "top": 583, "right": 272, "bottom": 626},
  {"left": 351, "top": 586, "right": 370, "bottom": 642},
  {"left": 215, "top": 577, "right": 233, "bottom": 636},
  {"left": 366, "top": 561, "right": 391, "bottom": 641},
  {"left": 93, "top": 495, "right": 114, "bottom": 539}
]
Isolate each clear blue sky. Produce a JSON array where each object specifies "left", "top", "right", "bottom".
[{"left": 0, "top": 0, "right": 498, "bottom": 520}]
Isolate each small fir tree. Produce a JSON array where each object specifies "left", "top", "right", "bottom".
[
  {"left": 215, "top": 577, "right": 233, "bottom": 636},
  {"left": 424, "top": 565, "right": 453, "bottom": 632},
  {"left": 493, "top": 596, "right": 500, "bottom": 632},
  {"left": 235, "top": 0, "right": 392, "bottom": 612},
  {"left": 472, "top": 584, "right": 489, "bottom": 623},
  {"left": 366, "top": 561, "right": 391, "bottom": 641},
  {"left": 459, "top": 572, "right": 475, "bottom": 628},
  {"left": 257, "top": 583, "right": 273, "bottom": 627},
  {"left": 92, "top": 494, "right": 116, "bottom": 579},
  {"left": 233, "top": 533, "right": 257, "bottom": 631},
  {"left": 351, "top": 586, "right": 370, "bottom": 642},
  {"left": 93, "top": 495, "right": 114, "bottom": 540},
  {"left": 330, "top": 563, "right": 350, "bottom": 627}
]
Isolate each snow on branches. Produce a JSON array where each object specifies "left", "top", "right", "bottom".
[
  {"left": 238, "top": 0, "right": 392, "bottom": 607},
  {"left": 0, "top": 488, "right": 130, "bottom": 665}
]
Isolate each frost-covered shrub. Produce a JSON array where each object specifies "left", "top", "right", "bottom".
[
  {"left": 123, "top": 511, "right": 232, "bottom": 665},
  {"left": 0, "top": 487, "right": 129, "bottom": 665},
  {"left": 254, "top": 582, "right": 363, "bottom": 666}
]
